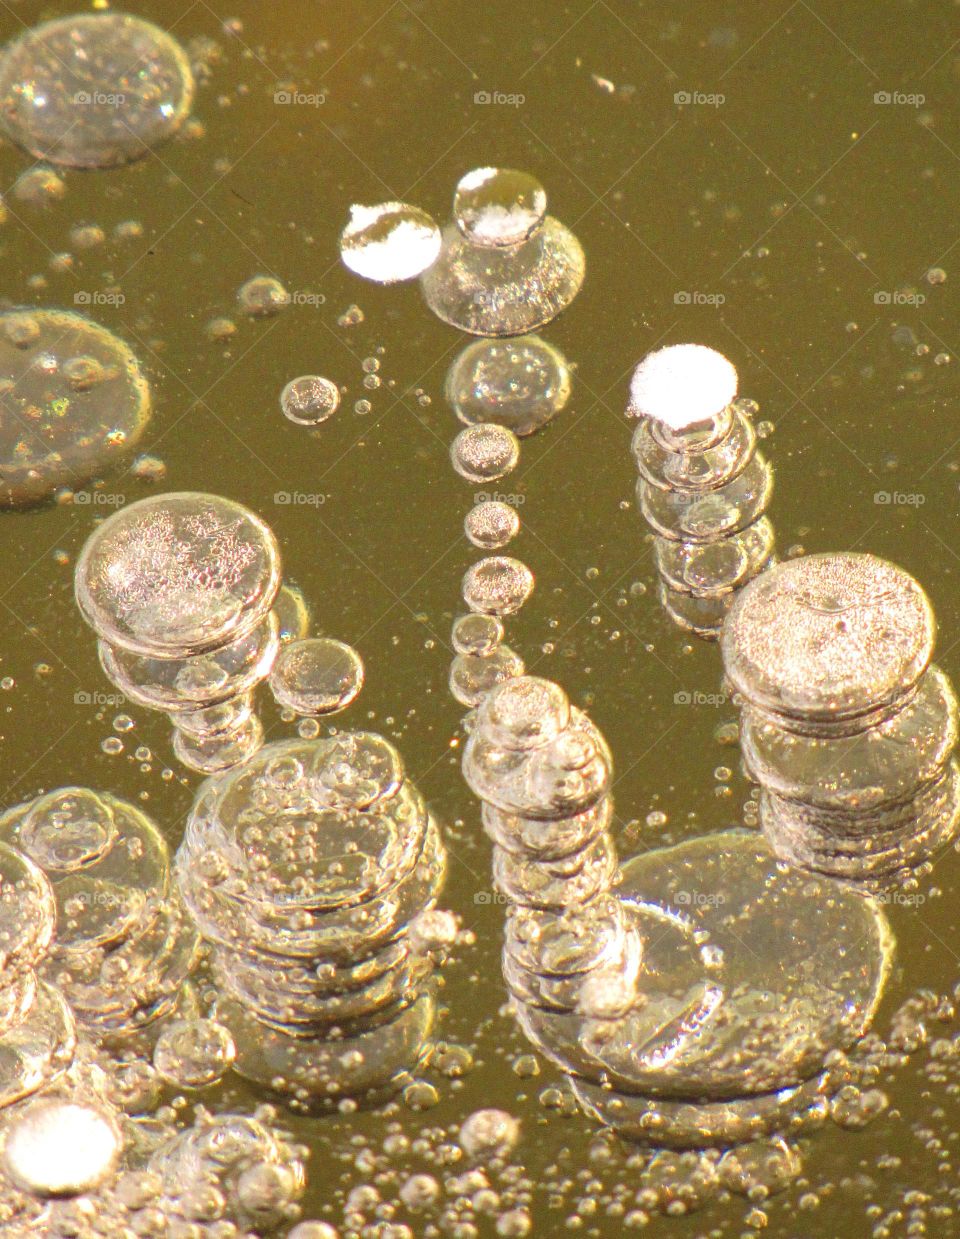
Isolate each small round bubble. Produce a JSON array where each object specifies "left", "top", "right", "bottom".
[
  {"left": 454, "top": 168, "right": 547, "bottom": 248},
  {"left": 269, "top": 637, "right": 365, "bottom": 715},
  {"left": 451, "top": 423, "right": 520, "bottom": 482},
  {"left": 462, "top": 556, "right": 534, "bottom": 616},
  {"left": 340, "top": 201, "right": 441, "bottom": 283},
  {"left": 465, "top": 500, "right": 520, "bottom": 549},
  {"left": 280, "top": 375, "right": 340, "bottom": 426}
]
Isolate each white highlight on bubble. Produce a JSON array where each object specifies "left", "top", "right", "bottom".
[
  {"left": 340, "top": 202, "right": 441, "bottom": 283},
  {"left": 3, "top": 1098, "right": 121, "bottom": 1195},
  {"left": 629, "top": 343, "right": 738, "bottom": 430}
]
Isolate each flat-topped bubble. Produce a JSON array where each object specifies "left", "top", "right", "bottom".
[
  {"left": 446, "top": 335, "right": 571, "bottom": 436},
  {"left": 0, "top": 309, "right": 151, "bottom": 508},
  {"left": 237, "top": 276, "right": 290, "bottom": 318},
  {"left": 74, "top": 491, "right": 282, "bottom": 658},
  {"left": 721, "top": 552, "right": 935, "bottom": 723},
  {"left": 0, "top": 13, "right": 194, "bottom": 168},
  {"left": 451, "top": 423, "right": 520, "bottom": 483},
  {"left": 629, "top": 344, "right": 738, "bottom": 430},
  {"left": 454, "top": 168, "right": 547, "bottom": 248},
  {"left": 462, "top": 556, "right": 534, "bottom": 616},
  {"left": 2, "top": 1097, "right": 121, "bottom": 1195},
  {"left": 269, "top": 637, "right": 364, "bottom": 715},
  {"left": 340, "top": 202, "right": 441, "bottom": 283},
  {"left": 480, "top": 676, "right": 572, "bottom": 752},
  {"left": 280, "top": 376, "right": 340, "bottom": 426}
]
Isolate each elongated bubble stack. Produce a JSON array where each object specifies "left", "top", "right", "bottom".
[
  {"left": 0, "top": 842, "right": 75, "bottom": 1111},
  {"left": 74, "top": 492, "right": 282, "bottom": 773},
  {"left": 722, "top": 552, "right": 960, "bottom": 887},
  {"left": 0, "top": 788, "right": 199, "bottom": 1040},
  {"left": 175, "top": 733, "right": 447, "bottom": 1108},
  {"left": 629, "top": 344, "right": 774, "bottom": 638},
  {"left": 463, "top": 676, "right": 893, "bottom": 1146}
]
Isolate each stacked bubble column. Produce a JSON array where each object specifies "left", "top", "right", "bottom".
[
  {"left": 0, "top": 842, "right": 76, "bottom": 1110},
  {"left": 175, "top": 732, "right": 447, "bottom": 1106},
  {"left": 628, "top": 344, "right": 774, "bottom": 639},
  {"left": 0, "top": 788, "right": 199, "bottom": 1042},
  {"left": 721, "top": 551, "right": 960, "bottom": 886},
  {"left": 74, "top": 492, "right": 282, "bottom": 775}
]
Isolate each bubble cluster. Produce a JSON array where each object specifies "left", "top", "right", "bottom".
[
  {"left": 0, "top": 309, "right": 151, "bottom": 508},
  {"left": 422, "top": 167, "right": 585, "bottom": 336},
  {"left": 630, "top": 344, "right": 774, "bottom": 638},
  {"left": 340, "top": 202, "right": 442, "bottom": 283},
  {"left": 445, "top": 335, "right": 571, "bottom": 436},
  {"left": 0, "top": 788, "right": 199, "bottom": 1039},
  {"left": 75, "top": 492, "right": 281, "bottom": 773},
  {"left": 462, "top": 675, "right": 892, "bottom": 1146},
  {"left": 0, "top": 841, "right": 75, "bottom": 1111},
  {"left": 0, "top": 13, "right": 194, "bottom": 168},
  {"left": 175, "top": 733, "right": 447, "bottom": 1106},
  {"left": 722, "top": 552, "right": 960, "bottom": 885}
]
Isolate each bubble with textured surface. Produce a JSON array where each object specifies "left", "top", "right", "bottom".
[
  {"left": 451, "top": 423, "right": 520, "bottom": 483},
  {"left": 0, "top": 309, "right": 151, "bottom": 508},
  {"left": 269, "top": 637, "right": 364, "bottom": 715},
  {"left": 446, "top": 334, "right": 571, "bottom": 436},
  {"left": 280, "top": 376, "right": 340, "bottom": 426},
  {"left": 0, "top": 13, "right": 194, "bottom": 168}
]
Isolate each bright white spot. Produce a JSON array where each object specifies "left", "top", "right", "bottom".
[
  {"left": 629, "top": 343, "right": 738, "bottom": 429},
  {"left": 340, "top": 202, "right": 441, "bottom": 283},
  {"left": 3, "top": 1099, "right": 121, "bottom": 1196}
]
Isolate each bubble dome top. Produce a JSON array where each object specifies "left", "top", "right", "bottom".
[
  {"left": 453, "top": 168, "right": 548, "bottom": 249},
  {"left": 74, "top": 492, "right": 282, "bottom": 658},
  {"left": 721, "top": 552, "right": 935, "bottom": 724},
  {"left": 0, "top": 13, "right": 194, "bottom": 169},
  {"left": 629, "top": 344, "right": 739, "bottom": 431},
  {"left": 0, "top": 309, "right": 152, "bottom": 508},
  {"left": 0, "top": 841, "right": 56, "bottom": 980}
]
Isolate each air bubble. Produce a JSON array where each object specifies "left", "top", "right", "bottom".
[
  {"left": 340, "top": 202, "right": 441, "bottom": 283},
  {"left": 269, "top": 638, "right": 364, "bottom": 715},
  {"left": 280, "top": 375, "right": 341, "bottom": 426},
  {"left": 451, "top": 423, "right": 520, "bottom": 483}
]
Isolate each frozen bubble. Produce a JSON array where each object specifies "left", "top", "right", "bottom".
[
  {"left": 0, "top": 13, "right": 194, "bottom": 168},
  {"left": 275, "top": 584, "right": 311, "bottom": 644},
  {"left": 422, "top": 171, "right": 585, "bottom": 336},
  {"left": 238, "top": 275, "right": 290, "bottom": 317},
  {"left": 464, "top": 499, "right": 520, "bottom": 548},
  {"left": 340, "top": 201, "right": 441, "bottom": 283},
  {"left": 445, "top": 335, "right": 571, "bottom": 436},
  {"left": 0, "top": 841, "right": 56, "bottom": 976},
  {"left": 13, "top": 165, "right": 65, "bottom": 204},
  {"left": 2, "top": 1097, "right": 121, "bottom": 1195},
  {"left": 454, "top": 168, "right": 547, "bottom": 249},
  {"left": 462, "top": 556, "right": 534, "bottom": 615},
  {"left": 480, "top": 676, "right": 572, "bottom": 752},
  {"left": 449, "top": 644, "right": 524, "bottom": 708},
  {"left": 153, "top": 1017, "right": 236, "bottom": 1088},
  {"left": 629, "top": 344, "right": 738, "bottom": 430},
  {"left": 269, "top": 638, "right": 364, "bottom": 715},
  {"left": 74, "top": 491, "right": 282, "bottom": 658},
  {"left": 0, "top": 308, "right": 151, "bottom": 508},
  {"left": 458, "top": 1107, "right": 521, "bottom": 1158},
  {"left": 451, "top": 612, "right": 504, "bottom": 656},
  {"left": 721, "top": 552, "right": 935, "bottom": 723},
  {"left": 280, "top": 375, "right": 340, "bottom": 426},
  {"left": 451, "top": 423, "right": 520, "bottom": 483}
]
